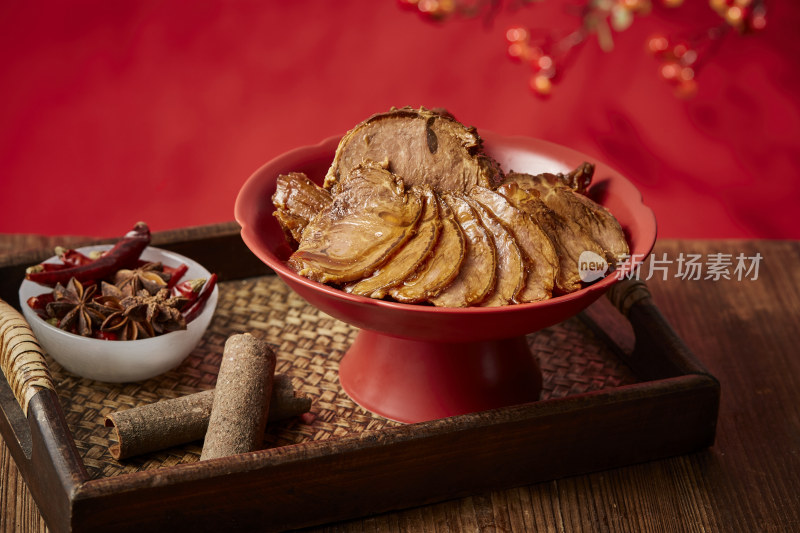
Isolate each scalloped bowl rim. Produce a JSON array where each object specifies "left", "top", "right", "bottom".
[{"left": 235, "top": 131, "right": 656, "bottom": 321}]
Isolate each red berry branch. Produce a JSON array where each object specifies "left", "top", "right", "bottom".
[
  {"left": 399, "top": 0, "right": 767, "bottom": 98},
  {"left": 647, "top": 0, "right": 766, "bottom": 97},
  {"left": 398, "top": 0, "right": 519, "bottom": 22}
]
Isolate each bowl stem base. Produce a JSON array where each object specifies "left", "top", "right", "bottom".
[{"left": 339, "top": 330, "right": 543, "bottom": 423}]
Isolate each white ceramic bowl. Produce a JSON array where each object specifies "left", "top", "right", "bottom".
[{"left": 18, "top": 246, "right": 218, "bottom": 383}]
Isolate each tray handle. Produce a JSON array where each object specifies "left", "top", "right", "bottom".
[
  {"left": 0, "top": 298, "right": 55, "bottom": 416},
  {"left": 606, "top": 277, "right": 653, "bottom": 318},
  {"left": 606, "top": 278, "right": 714, "bottom": 379}
]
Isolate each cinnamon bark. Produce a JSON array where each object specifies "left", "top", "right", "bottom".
[
  {"left": 196, "top": 333, "right": 275, "bottom": 460},
  {"left": 104, "top": 373, "right": 310, "bottom": 460}
]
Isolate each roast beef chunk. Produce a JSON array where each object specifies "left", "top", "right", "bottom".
[
  {"left": 429, "top": 193, "right": 497, "bottom": 308},
  {"left": 469, "top": 186, "right": 558, "bottom": 303},
  {"left": 288, "top": 161, "right": 423, "bottom": 284},
  {"left": 497, "top": 181, "right": 606, "bottom": 294},
  {"left": 389, "top": 195, "right": 465, "bottom": 304},
  {"left": 344, "top": 186, "right": 441, "bottom": 299},
  {"left": 324, "top": 107, "right": 503, "bottom": 194},
  {"left": 464, "top": 196, "right": 526, "bottom": 307},
  {"left": 272, "top": 172, "right": 332, "bottom": 246},
  {"left": 501, "top": 170, "right": 629, "bottom": 263}
]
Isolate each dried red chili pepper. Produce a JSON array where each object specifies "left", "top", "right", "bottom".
[
  {"left": 29, "top": 263, "right": 71, "bottom": 273},
  {"left": 164, "top": 263, "right": 189, "bottom": 290},
  {"left": 172, "top": 278, "right": 206, "bottom": 307},
  {"left": 27, "top": 294, "right": 54, "bottom": 320},
  {"left": 56, "top": 246, "right": 99, "bottom": 267},
  {"left": 183, "top": 273, "right": 217, "bottom": 323},
  {"left": 25, "top": 222, "right": 151, "bottom": 287}
]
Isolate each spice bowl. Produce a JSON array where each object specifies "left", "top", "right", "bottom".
[{"left": 18, "top": 246, "right": 218, "bottom": 383}]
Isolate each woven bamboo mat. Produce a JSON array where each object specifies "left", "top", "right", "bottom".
[{"left": 42, "top": 275, "right": 638, "bottom": 480}]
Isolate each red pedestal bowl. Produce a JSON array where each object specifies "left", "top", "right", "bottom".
[{"left": 235, "top": 132, "right": 656, "bottom": 423}]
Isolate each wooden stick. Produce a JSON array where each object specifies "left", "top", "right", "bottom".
[
  {"left": 104, "top": 374, "right": 310, "bottom": 460},
  {"left": 200, "top": 333, "right": 277, "bottom": 460}
]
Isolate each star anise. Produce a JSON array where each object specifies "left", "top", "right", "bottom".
[
  {"left": 104, "top": 289, "right": 189, "bottom": 338},
  {"left": 45, "top": 278, "right": 114, "bottom": 337},
  {"left": 100, "top": 307, "right": 157, "bottom": 340},
  {"left": 97, "top": 282, "right": 152, "bottom": 340},
  {"left": 113, "top": 262, "right": 170, "bottom": 296},
  {"left": 100, "top": 281, "right": 126, "bottom": 301}
]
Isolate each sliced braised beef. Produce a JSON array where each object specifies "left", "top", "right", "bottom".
[
  {"left": 497, "top": 182, "right": 606, "bottom": 294},
  {"left": 345, "top": 186, "right": 441, "bottom": 299},
  {"left": 429, "top": 193, "right": 496, "bottom": 308},
  {"left": 468, "top": 186, "right": 557, "bottom": 303},
  {"left": 272, "top": 172, "right": 332, "bottom": 246},
  {"left": 324, "top": 107, "right": 503, "bottom": 194},
  {"left": 464, "top": 196, "right": 526, "bottom": 307},
  {"left": 274, "top": 109, "right": 632, "bottom": 307},
  {"left": 288, "top": 161, "right": 423, "bottom": 284},
  {"left": 389, "top": 195, "right": 465, "bottom": 304},
  {"left": 501, "top": 170, "right": 629, "bottom": 263}
]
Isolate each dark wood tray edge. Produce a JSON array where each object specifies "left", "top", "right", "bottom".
[
  {"left": 0, "top": 386, "right": 88, "bottom": 533},
  {"left": 67, "top": 374, "right": 718, "bottom": 532}
]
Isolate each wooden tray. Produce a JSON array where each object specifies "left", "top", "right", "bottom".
[{"left": 0, "top": 223, "right": 719, "bottom": 533}]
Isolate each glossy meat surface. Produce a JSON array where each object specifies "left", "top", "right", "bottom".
[
  {"left": 324, "top": 107, "right": 502, "bottom": 194},
  {"left": 498, "top": 181, "right": 606, "bottom": 294},
  {"left": 502, "top": 171, "right": 629, "bottom": 263},
  {"left": 465, "top": 196, "right": 526, "bottom": 307},
  {"left": 389, "top": 195, "right": 465, "bottom": 304},
  {"left": 272, "top": 172, "right": 332, "bottom": 246},
  {"left": 345, "top": 186, "right": 441, "bottom": 299},
  {"left": 469, "top": 186, "right": 557, "bottom": 302},
  {"left": 429, "top": 193, "right": 496, "bottom": 308},
  {"left": 288, "top": 162, "right": 423, "bottom": 284}
]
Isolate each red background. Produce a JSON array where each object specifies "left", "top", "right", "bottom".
[{"left": 1, "top": 1, "right": 798, "bottom": 240}]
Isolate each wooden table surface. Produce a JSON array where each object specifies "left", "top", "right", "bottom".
[{"left": 2, "top": 237, "right": 799, "bottom": 532}]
